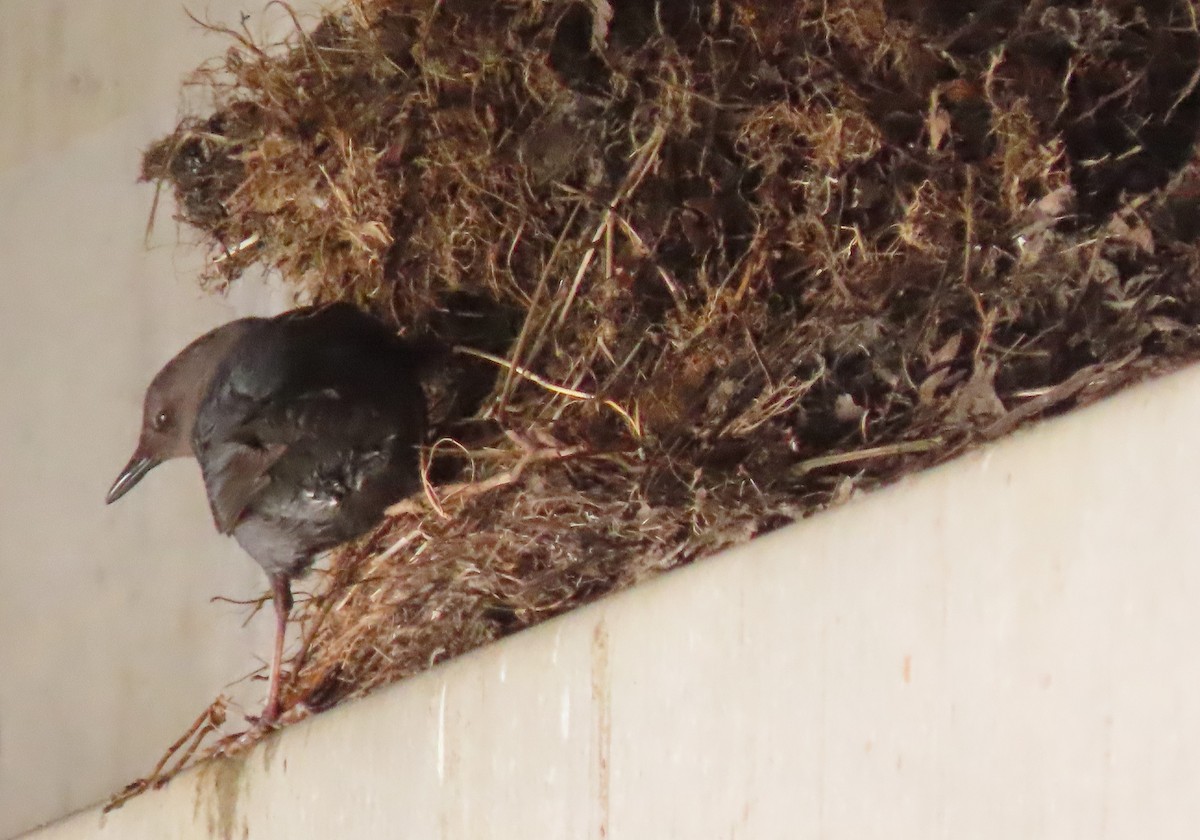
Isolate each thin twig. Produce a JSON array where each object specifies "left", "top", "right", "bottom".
[
  {"left": 496, "top": 200, "right": 585, "bottom": 412},
  {"left": 791, "top": 438, "right": 943, "bottom": 476},
  {"left": 455, "top": 346, "right": 641, "bottom": 438},
  {"left": 981, "top": 351, "right": 1138, "bottom": 439},
  {"left": 104, "top": 698, "right": 228, "bottom": 812},
  {"left": 555, "top": 125, "right": 667, "bottom": 327}
]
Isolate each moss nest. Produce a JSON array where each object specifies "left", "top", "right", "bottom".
[{"left": 115, "top": 0, "right": 1200, "bottom": 798}]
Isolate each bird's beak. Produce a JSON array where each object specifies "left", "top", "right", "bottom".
[{"left": 105, "top": 451, "right": 162, "bottom": 504}]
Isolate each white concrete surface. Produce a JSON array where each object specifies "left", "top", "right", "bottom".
[
  {"left": 17, "top": 361, "right": 1200, "bottom": 839},
  {"left": 0, "top": 3, "right": 324, "bottom": 836},
  {"left": 0, "top": 0, "right": 326, "bottom": 173}
]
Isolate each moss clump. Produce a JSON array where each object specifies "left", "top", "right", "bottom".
[{"left": 122, "top": 0, "right": 1200, "bottom": 794}]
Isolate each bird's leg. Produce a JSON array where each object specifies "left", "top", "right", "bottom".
[{"left": 262, "top": 573, "right": 293, "bottom": 724}]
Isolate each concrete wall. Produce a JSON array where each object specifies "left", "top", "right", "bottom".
[
  {"left": 17, "top": 358, "right": 1200, "bottom": 839},
  {"left": 0, "top": 3, "right": 321, "bottom": 836}
]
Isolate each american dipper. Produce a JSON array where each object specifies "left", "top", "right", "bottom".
[{"left": 107, "top": 303, "right": 427, "bottom": 722}]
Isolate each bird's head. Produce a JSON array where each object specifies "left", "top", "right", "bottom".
[{"left": 106, "top": 320, "right": 253, "bottom": 505}]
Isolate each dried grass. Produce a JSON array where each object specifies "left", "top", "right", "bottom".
[{"left": 112, "top": 0, "right": 1200, "bottom": 804}]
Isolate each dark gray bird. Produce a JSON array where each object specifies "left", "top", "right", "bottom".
[{"left": 107, "top": 303, "right": 427, "bottom": 723}]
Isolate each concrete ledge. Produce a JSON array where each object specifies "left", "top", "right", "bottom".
[{"left": 22, "top": 363, "right": 1200, "bottom": 838}]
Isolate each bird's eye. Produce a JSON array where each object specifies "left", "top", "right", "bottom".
[{"left": 152, "top": 410, "right": 171, "bottom": 432}]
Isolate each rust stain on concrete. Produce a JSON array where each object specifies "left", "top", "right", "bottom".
[
  {"left": 591, "top": 619, "right": 611, "bottom": 839},
  {"left": 194, "top": 754, "right": 248, "bottom": 840}
]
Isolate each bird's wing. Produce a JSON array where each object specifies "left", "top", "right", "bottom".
[
  {"left": 196, "top": 384, "right": 399, "bottom": 534},
  {"left": 192, "top": 337, "right": 298, "bottom": 534},
  {"left": 192, "top": 308, "right": 426, "bottom": 534},
  {"left": 200, "top": 441, "right": 288, "bottom": 535}
]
